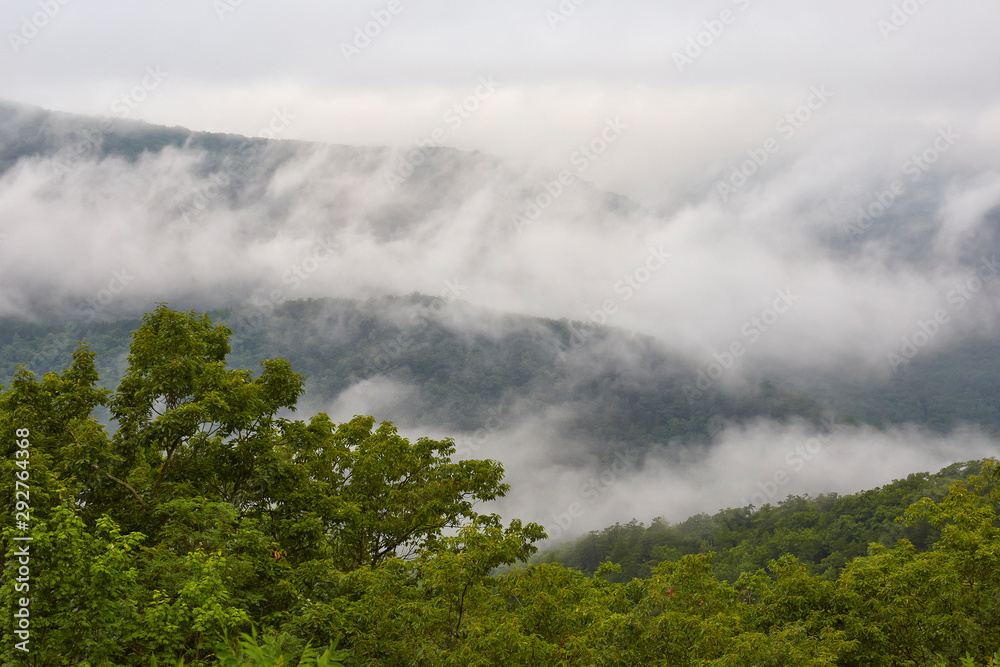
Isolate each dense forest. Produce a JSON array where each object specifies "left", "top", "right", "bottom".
[
  {"left": 534, "top": 460, "right": 983, "bottom": 582},
  {"left": 2, "top": 306, "right": 999, "bottom": 665}
]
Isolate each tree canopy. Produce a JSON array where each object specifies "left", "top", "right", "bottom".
[{"left": 1, "top": 305, "right": 998, "bottom": 666}]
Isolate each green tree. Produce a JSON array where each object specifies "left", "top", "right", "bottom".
[
  {"left": 1, "top": 305, "right": 546, "bottom": 665},
  {"left": 279, "top": 414, "right": 512, "bottom": 571},
  {"left": 837, "top": 461, "right": 1000, "bottom": 665}
]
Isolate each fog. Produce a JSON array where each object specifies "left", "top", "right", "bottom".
[
  {"left": 326, "top": 380, "right": 1000, "bottom": 543},
  {"left": 2, "top": 0, "right": 1000, "bottom": 538},
  {"left": 497, "top": 418, "right": 1000, "bottom": 543},
  {"left": 2, "top": 119, "right": 998, "bottom": 378}
]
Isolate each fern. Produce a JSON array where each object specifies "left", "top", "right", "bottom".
[{"left": 212, "top": 625, "right": 349, "bottom": 666}]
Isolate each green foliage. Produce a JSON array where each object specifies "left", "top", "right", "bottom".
[
  {"left": 281, "top": 414, "right": 511, "bottom": 571},
  {"left": 3, "top": 305, "right": 1000, "bottom": 665},
  {"left": 135, "top": 549, "right": 252, "bottom": 660},
  {"left": 0, "top": 503, "right": 143, "bottom": 665},
  {"left": 0, "top": 306, "right": 539, "bottom": 665},
  {"left": 212, "top": 627, "right": 348, "bottom": 666},
  {"left": 538, "top": 461, "right": 981, "bottom": 582},
  {"left": 834, "top": 462, "right": 1000, "bottom": 665}
]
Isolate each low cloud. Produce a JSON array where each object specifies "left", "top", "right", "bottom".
[{"left": 475, "top": 417, "right": 1000, "bottom": 543}]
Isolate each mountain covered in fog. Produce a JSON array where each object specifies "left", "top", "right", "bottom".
[
  {"left": 2, "top": 100, "right": 1000, "bottom": 535},
  {"left": 4, "top": 101, "right": 1000, "bottom": 437},
  {"left": 3, "top": 99, "right": 1000, "bottom": 370},
  {"left": 0, "top": 99, "right": 646, "bottom": 320},
  {"left": 6, "top": 293, "right": 1000, "bottom": 464},
  {"left": 0, "top": 295, "right": 830, "bottom": 462}
]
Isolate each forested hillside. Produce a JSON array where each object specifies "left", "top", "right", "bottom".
[
  {"left": 0, "top": 296, "right": 829, "bottom": 463},
  {"left": 535, "top": 460, "right": 984, "bottom": 582},
  {"left": 782, "top": 340, "right": 1000, "bottom": 434},
  {"left": 1, "top": 306, "right": 999, "bottom": 666},
  {"left": 7, "top": 293, "right": 1000, "bottom": 460}
]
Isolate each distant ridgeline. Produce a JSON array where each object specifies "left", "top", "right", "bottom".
[
  {"left": 0, "top": 295, "right": 832, "bottom": 461},
  {"left": 0, "top": 98, "right": 301, "bottom": 177},
  {"left": 535, "top": 459, "right": 991, "bottom": 583},
  {"left": 5, "top": 296, "right": 1000, "bottom": 458},
  {"left": 781, "top": 336, "right": 1000, "bottom": 435}
]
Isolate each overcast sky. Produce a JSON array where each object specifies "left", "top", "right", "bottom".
[{"left": 3, "top": 0, "right": 999, "bottom": 206}]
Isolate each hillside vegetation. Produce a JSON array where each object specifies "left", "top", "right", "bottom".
[
  {"left": 535, "top": 460, "right": 984, "bottom": 582},
  {"left": 0, "top": 296, "right": 829, "bottom": 463},
  {"left": 1, "top": 306, "right": 999, "bottom": 666}
]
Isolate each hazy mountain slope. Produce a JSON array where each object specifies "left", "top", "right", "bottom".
[
  {"left": 0, "top": 296, "right": 831, "bottom": 462},
  {"left": 0, "top": 99, "right": 652, "bottom": 320},
  {"left": 11, "top": 294, "right": 1000, "bottom": 444},
  {"left": 4, "top": 100, "right": 1000, "bottom": 387},
  {"left": 535, "top": 459, "right": 990, "bottom": 582},
  {"left": 769, "top": 334, "right": 1000, "bottom": 436},
  {"left": 2, "top": 103, "right": 1000, "bottom": 537}
]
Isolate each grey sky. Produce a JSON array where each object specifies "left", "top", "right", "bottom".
[{"left": 3, "top": 0, "right": 999, "bottom": 205}]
